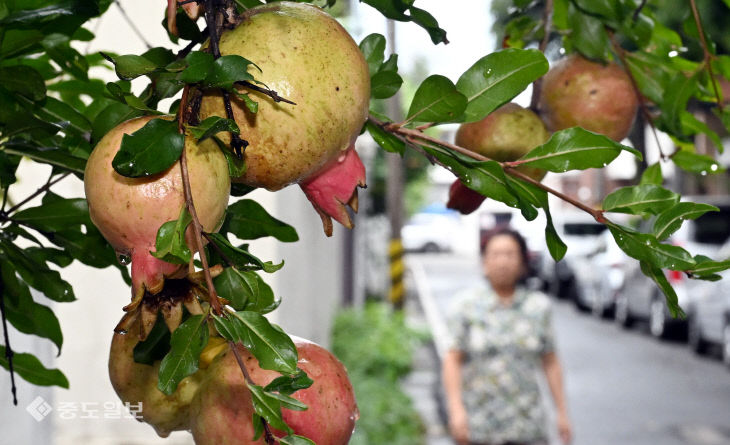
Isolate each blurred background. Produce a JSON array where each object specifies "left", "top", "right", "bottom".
[{"left": 2, "top": 1, "right": 730, "bottom": 444}]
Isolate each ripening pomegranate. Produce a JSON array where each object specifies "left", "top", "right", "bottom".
[
  {"left": 447, "top": 103, "right": 550, "bottom": 214},
  {"left": 190, "top": 339, "right": 358, "bottom": 445},
  {"left": 198, "top": 2, "right": 370, "bottom": 236},
  {"left": 84, "top": 116, "right": 230, "bottom": 301},
  {"left": 539, "top": 54, "right": 638, "bottom": 142}
]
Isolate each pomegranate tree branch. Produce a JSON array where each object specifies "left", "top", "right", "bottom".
[
  {"left": 529, "top": 0, "right": 553, "bottom": 112},
  {"left": 0, "top": 272, "right": 18, "bottom": 405},
  {"left": 609, "top": 34, "right": 667, "bottom": 160},
  {"left": 228, "top": 341, "right": 276, "bottom": 445},
  {"left": 689, "top": 0, "right": 724, "bottom": 112},
  {"left": 3, "top": 172, "right": 70, "bottom": 216},
  {"left": 203, "top": 0, "right": 248, "bottom": 158},
  {"left": 177, "top": 85, "right": 223, "bottom": 316},
  {"left": 234, "top": 81, "right": 297, "bottom": 105},
  {"left": 369, "top": 114, "right": 606, "bottom": 223}
]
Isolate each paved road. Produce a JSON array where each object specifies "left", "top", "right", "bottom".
[{"left": 405, "top": 253, "right": 730, "bottom": 445}]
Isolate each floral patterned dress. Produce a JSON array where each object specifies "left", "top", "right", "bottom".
[{"left": 445, "top": 282, "right": 555, "bottom": 444}]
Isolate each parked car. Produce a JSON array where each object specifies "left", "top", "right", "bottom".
[
  {"left": 615, "top": 197, "right": 730, "bottom": 340},
  {"left": 575, "top": 229, "right": 630, "bottom": 318},
  {"left": 686, "top": 240, "right": 730, "bottom": 368},
  {"left": 536, "top": 212, "right": 607, "bottom": 308},
  {"left": 402, "top": 208, "right": 460, "bottom": 253}
]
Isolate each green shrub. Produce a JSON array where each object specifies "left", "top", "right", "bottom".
[{"left": 332, "top": 302, "right": 427, "bottom": 445}]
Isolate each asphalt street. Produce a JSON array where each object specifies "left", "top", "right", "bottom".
[{"left": 404, "top": 253, "right": 730, "bottom": 445}]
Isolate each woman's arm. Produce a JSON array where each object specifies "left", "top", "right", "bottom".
[
  {"left": 542, "top": 352, "right": 572, "bottom": 444},
  {"left": 442, "top": 349, "right": 469, "bottom": 445}
]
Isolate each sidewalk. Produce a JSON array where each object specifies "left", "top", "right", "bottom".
[{"left": 401, "top": 264, "right": 454, "bottom": 445}]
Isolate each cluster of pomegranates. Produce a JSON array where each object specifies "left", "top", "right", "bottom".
[
  {"left": 84, "top": 3, "right": 367, "bottom": 444},
  {"left": 446, "top": 53, "right": 640, "bottom": 214}
]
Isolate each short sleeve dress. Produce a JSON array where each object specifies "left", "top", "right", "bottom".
[{"left": 445, "top": 281, "right": 556, "bottom": 444}]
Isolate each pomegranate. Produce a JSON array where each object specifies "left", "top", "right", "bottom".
[
  {"left": 84, "top": 116, "right": 230, "bottom": 303},
  {"left": 539, "top": 54, "right": 638, "bottom": 142},
  {"left": 198, "top": 2, "right": 370, "bottom": 236},
  {"left": 109, "top": 314, "right": 204, "bottom": 437},
  {"left": 447, "top": 103, "right": 550, "bottom": 214},
  {"left": 190, "top": 338, "right": 358, "bottom": 445}
]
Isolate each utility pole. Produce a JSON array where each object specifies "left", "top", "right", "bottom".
[{"left": 385, "top": 19, "right": 405, "bottom": 310}]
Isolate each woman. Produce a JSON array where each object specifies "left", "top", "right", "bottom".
[{"left": 442, "top": 227, "right": 572, "bottom": 445}]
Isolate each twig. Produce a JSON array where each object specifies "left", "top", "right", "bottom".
[
  {"left": 632, "top": 0, "right": 648, "bottom": 23},
  {"left": 609, "top": 34, "right": 667, "bottom": 160},
  {"left": 113, "top": 0, "right": 152, "bottom": 49},
  {"left": 3, "top": 173, "right": 69, "bottom": 216},
  {"left": 689, "top": 0, "right": 724, "bottom": 112},
  {"left": 228, "top": 341, "right": 276, "bottom": 444},
  {"left": 0, "top": 268, "right": 18, "bottom": 405},
  {"left": 529, "top": 0, "right": 553, "bottom": 112},
  {"left": 235, "top": 81, "right": 297, "bottom": 105},
  {"left": 203, "top": 0, "right": 248, "bottom": 158},
  {"left": 202, "top": 232, "right": 236, "bottom": 266},
  {"left": 1, "top": 188, "right": 10, "bottom": 213},
  {"left": 369, "top": 114, "right": 606, "bottom": 223}
]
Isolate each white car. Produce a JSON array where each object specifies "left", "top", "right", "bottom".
[{"left": 402, "top": 211, "right": 460, "bottom": 253}]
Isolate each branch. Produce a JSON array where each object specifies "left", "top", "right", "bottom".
[
  {"left": 203, "top": 0, "right": 248, "bottom": 158},
  {"left": 690, "top": 0, "right": 724, "bottom": 112},
  {"left": 234, "top": 81, "right": 297, "bottom": 105},
  {"left": 228, "top": 340, "right": 276, "bottom": 445},
  {"left": 632, "top": 0, "right": 648, "bottom": 23},
  {"left": 3, "top": 172, "right": 70, "bottom": 216},
  {"left": 369, "top": 114, "right": 606, "bottom": 223},
  {"left": 529, "top": 0, "right": 553, "bottom": 112},
  {"left": 0, "top": 266, "right": 18, "bottom": 405},
  {"left": 609, "top": 33, "right": 667, "bottom": 161}
]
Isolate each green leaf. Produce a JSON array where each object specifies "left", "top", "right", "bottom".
[
  {"left": 0, "top": 240, "right": 75, "bottom": 303},
  {"left": 370, "top": 70, "right": 403, "bottom": 99},
  {"left": 640, "top": 163, "right": 663, "bottom": 185},
  {"left": 180, "top": 51, "right": 214, "bottom": 83},
  {"left": 1, "top": 262, "right": 63, "bottom": 354},
  {"left": 213, "top": 311, "right": 297, "bottom": 374},
  {"left": 25, "top": 247, "right": 73, "bottom": 268},
  {"left": 519, "top": 127, "right": 641, "bottom": 172},
  {"left": 206, "top": 233, "right": 283, "bottom": 273},
  {"left": 653, "top": 202, "right": 718, "bottom": 241},
  {"left": 158, "top": 314, "right": 209, "bottom": 395},
  {"left": 639, "top": 261, "right": 685, "bottom": 318},
  {"left": 133, "top": 315, "right": 171, "bottom": 365},
  {"left": 690, "top": 255, "right": 730, "bottom": 279},
  {"left": 214, "top": 268, "right": 279, "bottom": 314},
  {"left": 234, "top": 91, "right": 259, "bottom": 114},
  {"left": 13, "top": 197, "right": 89, "bottom": 232},
  {"left": 365, "top": 120, "right": 405, "bottom": 155},
  {"left": 221, "top": 199, "right": 298, "bottom": 242},
  {"left": 150, "top": 207, "right": 193, "bottom": 265},
  {"left": 602, "top": 184, "right": 679, "bottom": 216},
  {"left": 17, "top": 95, "right": 91, "bottom": 136},
  {"left": 91, "top": 102, "right": 145, "bottom": 143},
  {"left": 216, "top": 138, "right": 247, "bottom": 177},
  {"left": 607, "top": 224, "right": 695, "bottom": 271},
  {"left": 112, "top": 117, "right": 183, "bottom": 178},
  {"left": 278, "top": 436, "right": 316, "bottom": 445},
  {"left": 671, "top": 150, "right": 724, "bottom": 175},
  {"left": 680, "top": 112, "right": 723, "bottom": 153},
  {"left": 359, "top": 33, "right": 386, "bottom": 75},
  {"left": 379, "top": 53, "right": 398, "bottom": 73},
  {"left": 1, "top": 141, "right": 86, "bottom": 175},
  {"left": 568, "top": 5, "right": 611, "bottom": 61},
  {"left": 264, "top": 368, "right": 313, "bottom": 396},
  {"left": 456, "top": 49, "right": 548, "bottom": 122},
  {"left": 246, "top": 383, "right": 292, "bottom": 433},
  {"left": 661, "top": 72, "right": 699, "bottom": 134},
  {"left": 406, "top": 75, "right": 467, "bottom": 125},
  {"left": 545, "top": 208, "right": 567, "bottom": 261},
  {"left": 41, "top": 33, "right": 88, "bottom": 80},
  {"left": 188, "top": 116, "right": 240, "bottom": 142},
  {"left": 204, "top": 55, "right": 256, "bottom": 90},
  {"left": 103, "top": 53, "right": 160, "bottom": 81},
  {"left": 0, "top": 66, "right": 46, "bottom": 100},
  {"left": 408, "top": 6, "right": 448, "bottom": 45},
  {"left": 0, "top": 0, "right": 98, "bottom": 28},
  {"left": 0, "top": 346, "right": 69, "bottom": 388}
]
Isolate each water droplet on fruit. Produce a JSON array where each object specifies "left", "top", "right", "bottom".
[{"left": 117, "top": 251, "right": 131, "bottom": 265}]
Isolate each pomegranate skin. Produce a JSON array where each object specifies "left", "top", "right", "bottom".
[
  {"left": 84, "top": 116, "right": 230, "bottom": 299},
  {"left": 191, "top": 338, "right": 358, "bottom": 445},
  {"left": 539, "top": 54, "right": 638, "bottom": 142},
  {"left": 108, "top": 315, "right": 203, "bottom": 438},
  {"left": 447, "top": 103, "right": 549, "bottom": 214}
]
